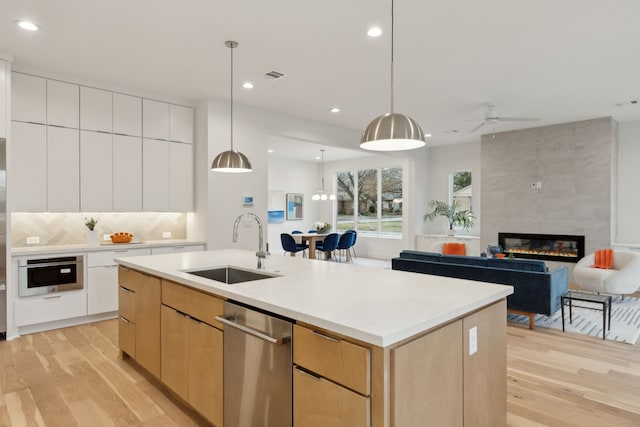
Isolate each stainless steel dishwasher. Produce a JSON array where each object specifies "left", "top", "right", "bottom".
[{"left": 216, "top": 301, "right": 293, "bottom": 427}]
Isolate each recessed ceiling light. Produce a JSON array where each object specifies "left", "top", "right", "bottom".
[
  {"left": 242, "top": 81, "right": 254, "bottom": 89},
  {"left": 367, "top": 27, "right": 383, "bottom": 37},
  {"left": 16, "top": 20, "right": 39, "bottom": 31},
  {"left": 315, "top": 156, "right": 321, "bottom": 160},
  {"left": 329, "top": 107, "right": 340, "bottom": 113},
  {"left": 267, "top": 149, "right": 274, "bottom": 153}
]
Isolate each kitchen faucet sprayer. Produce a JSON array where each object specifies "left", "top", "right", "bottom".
[{"left": 232, "top": 213, "right": 266, "bottom": 269}]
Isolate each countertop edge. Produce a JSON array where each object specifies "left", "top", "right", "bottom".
[{"left": 12, "top": 240, "right": 206, "bottom": 257}]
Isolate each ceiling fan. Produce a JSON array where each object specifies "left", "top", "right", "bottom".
[{"left": 468, "top": 103, "right": 540, "bottom": 133}]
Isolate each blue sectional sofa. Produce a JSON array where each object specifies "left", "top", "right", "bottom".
[{"left": 392, "top": 250, "right": 569, "bottom": 327}]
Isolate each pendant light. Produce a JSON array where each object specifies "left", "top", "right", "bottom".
[
  {"left": 211, "top": 41, "right": 253, "bottom": 173},
  {"left": 312, "top": 149, "right": 336, "bottom": 201},
  {"left": 360, "top": 0, "right": 425, "bottom": 151}
]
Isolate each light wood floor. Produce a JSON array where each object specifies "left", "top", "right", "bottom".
[{"left": 1, "top": 319, "right": 639, "bottom": 427}]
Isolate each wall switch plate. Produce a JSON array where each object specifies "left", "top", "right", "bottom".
[
  {"left": 536, "top": 181, "right": 542, "bottom": 189},
  {"left": 26, "top": 236, "right": 40, "bottom": 245},
  {"left": 469, "top": 326, "right": 478, "bottom": 356},
  {"left": 162, "top": 231, "right": 172, "bottom": 239},
  {"left": 531, "top": 183, "right": 537, "bottom": 189}
]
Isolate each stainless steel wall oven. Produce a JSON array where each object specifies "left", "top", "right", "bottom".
[{"left": 18, "top": 255, "right": 84, "bottom": 297}]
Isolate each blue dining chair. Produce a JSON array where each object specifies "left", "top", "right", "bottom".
[
  {"left": 280, "top": 233, "right": 308, "bottom": 258},
  {"left": 315, "top": 233, "right": 339, "bottom": 261},
  {"left": 345, "top": 230, "right": 357, "bottom": 260},
  {"left": 291, "top": 230, "right": 303, "bottom": 234},
  {"left": 337, "top": 232, "right": 356, "bottom": 262},
  {"left": 307, "top": 229, "right": 317, "bottom": 234}
]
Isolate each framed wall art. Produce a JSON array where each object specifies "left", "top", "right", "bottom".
[{"left": 286, "top": 193, "right": 303, "bottom": 220}]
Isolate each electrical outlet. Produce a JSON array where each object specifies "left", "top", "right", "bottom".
[
  {"left": 536, "top": 181, "right": 542, "bottom": 189},
  {"left": 469, "top": 326, "right": 478, "bottom": 355},
  {"left": 162, "top": 231, "right": 172, "bottom": 239},
  {"left": 26, "top": 236, "right": 40, "bottom": 244},
  {"left": 103, "top": 234, "right": 111, "bottom": 241},
  {"left": 531, "top": 183, "right": 537, "bottom": 190}
]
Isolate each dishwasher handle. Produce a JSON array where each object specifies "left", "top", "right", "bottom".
[{"left": 215, "top": 315, "right": 290, "bottom": 345}]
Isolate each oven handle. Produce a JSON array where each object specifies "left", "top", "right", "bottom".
[
  {"left": 214, "top": 315, "right": 290, "bottom": 345},
  {"left": 19, "top": 261, "right": 82, "bottom": 269}
]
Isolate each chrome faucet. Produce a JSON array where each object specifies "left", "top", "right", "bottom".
[{"left": 232, "top": 213, "right": 266, "bottom": 269}]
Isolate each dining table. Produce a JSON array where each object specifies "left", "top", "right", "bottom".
[{"left": 298, "top": 233, "right": 329, "bottom": 260}]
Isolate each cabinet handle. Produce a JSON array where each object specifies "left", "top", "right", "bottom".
[
  {"left": 295, "top": 366, "right": 321, "bottom": 380},
  {"left": 188, "top": 316, "right": 201, "bottom": 324},
  {"left": 43, "top": 295, "right": 62, "bottom": 300},
  {"left": 120, "top": 316, "right": 131, "bottom": 324},
  {"left": 120, "top": 266, "right": 129, "bottom": 271},
  {"left": 114, "top": 250, "right": 129, "bottom": 253},
  {"left": 311, "top": 330, "right": 341, "bottom": 343},
  {"left": 120, "top": 286, "right": 133, "bottom": 293},
  {"left": 173, "top": 246, "right": 185, "bottom": 249},
  {"left": 215, "top": 315, "right": 290, "bottom": 345},
  {"left": 176, "top": 310, "right": 188, "bottom": 318}
]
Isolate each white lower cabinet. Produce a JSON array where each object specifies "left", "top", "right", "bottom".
[
  {"left": 87, "top": 249, "right": 151, "bottom": 315},
  {"left": 14, "top": 290, "right": 88, "bottom": 327}
]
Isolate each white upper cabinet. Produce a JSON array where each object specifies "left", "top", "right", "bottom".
[
  {"left": 169, "top": 104, "right": 193, "bottom": 143},
  {"left": 113, "top": 93, "right": 142, "bottom": 136},
  {"left": 143, "top": 99, "right": 169, "bottom": 140},
  {"left": 170, "top": 143, "right": 194, "bottom": 211},
  {"left": 47, "top": 126, "right": 80, "bottom": 211},
  {"left": 12, "top": 73, "right": 46, "bottom": 124},
  {"left": 47, "top": 80, "right": 79, "bottom": 128},
  {"left": 142, "top": 138, "right": 170, "bottom": 211},
  {"left": 80, "top": 87, "right": 112, "bottom": 132},
  {"left": 113, "top": 135, "right": 142, "bottom": 211},
  {"left": 11, "top": 122, "right": 47, "bottom": 211},
  {"left": 81, "top": 130, "right": 113, "bottom": 211}
]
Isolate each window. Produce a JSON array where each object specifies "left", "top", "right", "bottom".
[
  {"left": 451, "top": 170, "right": 472, "bottom": 212},
  {"left": 336, "top": 166, "right": 403, "bottom": 237}
]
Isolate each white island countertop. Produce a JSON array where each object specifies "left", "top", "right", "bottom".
[
  {"left": 12, "top": 239, "right": 205, "bottom": 257},
  {"left": 116, "top": 249, "right": 513, "bottom": 347}
]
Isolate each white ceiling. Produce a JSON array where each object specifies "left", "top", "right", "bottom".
[{"left": 2, "top": 0, "right": 640, "bottom": 157}]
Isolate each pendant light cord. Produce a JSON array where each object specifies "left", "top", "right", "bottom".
[
  {"left": 321, "top": 149, "right": 326, "bottom": 191},
  {"left": 230, "top": 43, "right": 234, "bottom": 151},
  {"left": 390, "top": 0, "right": 395, "bottom": 114}
]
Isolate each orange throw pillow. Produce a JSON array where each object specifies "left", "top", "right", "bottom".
[
  {"left": 592, "top": 248, "right": 613, "bottom": 269},
  {"left": 443, "top": 242, "right": 466, "bottom": 256}
]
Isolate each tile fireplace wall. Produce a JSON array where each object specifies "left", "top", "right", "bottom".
[{"left": 481, "top": 117, "right": 616, "bottom": 258}]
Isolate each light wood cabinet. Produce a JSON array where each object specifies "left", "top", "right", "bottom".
[
  {"left": 11, "top": 72, "right": 46, "bottom": 124},
  {"left": 117, "top": 267, "right": 161, "bottom": 378},
  {"left": 80, "top": 86, "right": 112, "bottom": 132},
  {"left": 47, "top": 126, "right": 80, "bottom": 212},
  {"left": 80, "top": 130, "right": 113, "bottom": 212},
  {"left": 142, "top": 99, "right": 169, "bottom": 140},
  {"left": 391, "top": 320, "right": 463, "bottom": 427},
  {"left": 113, "top": 134, "right": 142, "bottom": 211},
  {"left": 293, "top": 325, "right": 371, "bottom": 426},
  {"left": 47, "top": 79, "right": 79, "bottom": 128},
  {"left": 160, "top": 280, "right": 224, "bottom": 426},
  {"left": 142, "top": 138, "right": 170, "bottom": 211},
  {"left": 463, "top": 299, "right": 506, "bottom": 426},
  {"left": 294, "top": 367, "right": 370, "bottom": 427},
  {"left": 169, "top": 104, "right": 193, "bottom": 143},
  {"left": 113, "top": 93, "right": 142, "bottom": 136},
  {"left": 169, "top": 142, "right": 193, "bottom": 211},
  {"left": 11, "top": 121, "right": 47, "bottom": 211}
]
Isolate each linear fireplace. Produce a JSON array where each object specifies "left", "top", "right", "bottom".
[{"left": 498, "top": 233, "right": 585, "bottom": 263}]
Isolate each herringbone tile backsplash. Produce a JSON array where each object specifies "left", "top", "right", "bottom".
[{"left": 12, "top": 212, "right": 187, "bottom": 247}]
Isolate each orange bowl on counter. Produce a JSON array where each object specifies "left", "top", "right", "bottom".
[{"left": 111, "top": 232, "right": 133, "bottom": 243}]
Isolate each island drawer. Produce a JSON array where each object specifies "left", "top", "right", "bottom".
[
  {"left": 118, "top": 265, "right": 138, "bottom": 291},
  {"left": 294, "top": 366, "right": 370, "bottom": 427},
  {"left": 161, "top": 280, "right": 224, "bottom": 329},
  {"left": 293, "top": 324, "right": 370, "bottom": 395},
  {"left": 119, "top": 316, "right": 136, "bottom": 358},
  {"left": 119, "top": 286, "right": 136, "bottom": 321}
]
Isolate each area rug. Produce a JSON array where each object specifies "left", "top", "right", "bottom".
[{"left": 507, "top": 295, "right": 640, "bottom": 344}]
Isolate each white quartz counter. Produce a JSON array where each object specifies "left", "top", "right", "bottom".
[
  {"left": 116, "top": 249, "right": 513, "bottom": 347},
  {"left": 11, "top": 239, "right": 206, "bottom": 257}
]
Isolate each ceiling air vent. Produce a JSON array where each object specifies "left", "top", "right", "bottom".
[{"left": 262, "top": 70, "right": 286, "bottom": 80}]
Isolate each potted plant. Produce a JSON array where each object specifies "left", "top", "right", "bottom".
[
  {"left": 423, "top": 200, "right": 475, "bottom": 235},
  {"left": 85, "top": 217, "right": 98, "bottom": 246}
]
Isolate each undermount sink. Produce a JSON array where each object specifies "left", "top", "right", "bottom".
[{"left": 186, "top": 266, "right": 279, "bottom": 284}]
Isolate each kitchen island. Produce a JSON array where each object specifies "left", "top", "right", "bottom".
[{"left": 117, "top": 249, "right": 513, "bottom": 427}]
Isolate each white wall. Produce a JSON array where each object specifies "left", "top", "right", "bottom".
[
  {"left": 198, "top": 98, "right": 362, "bottom": 253},
  {"left": 424, "top": 141, "right": 481, "bottom": 236},
  {"left": 617, "top": 120, "right": 640, "bottom": 244},
  {"left": 267, "top": 155, "right": 321, "bottom": 254}
]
